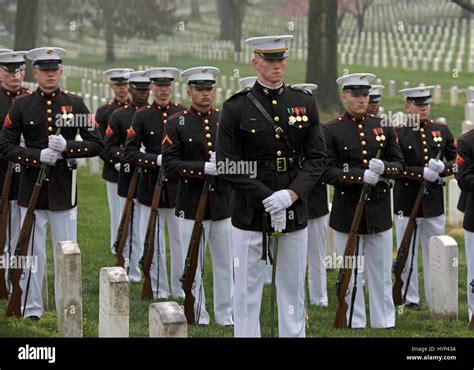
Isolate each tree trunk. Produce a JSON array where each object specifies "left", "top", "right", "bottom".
[
  {"left": 14, "top": 0, "right": 40, "bottom": 81},
  {"left": 357, "top": 13, "right": 364, "bottom": 34},
  {"left": 231, "top": 1, "right": 245, "bottom": 53},
  {"left": 217, "top": 0, "right": 232, "bottom": 40},
  {"left": 103, "top": 4, "right": 115, "bottom": 63},
  {"left": 191, "top": 0, "right": 201, "bottom": 19},
  {"left": 306, "top": 0, "right": 343, "bottom": 114}
]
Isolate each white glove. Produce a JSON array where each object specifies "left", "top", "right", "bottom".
[
  {"left": 48, "top": 134, "right": 67, "bottom": 152},
  {"left": 271, "top": 210, "right": 286, "bottom": 233},
  {"left": 157, "top": 154, "right": 162, "bottom": 166},
  {"left": 369, "top": 158, "right": 385, "bottom": 175},
  {"left": 210, "top": 151, "right": 216, "bottom": 164},
  {"left": 428, "top": 158, "right": 445, "bottom": 174},
  {"left": 204, "top": 162, "right": 217, "bottom": 176},
  {"left": 363, "top": 170, "right": 380, "bottom": 185},
  {"left": 423, "top": 167, "right": 439, "bottom": 182},
  {"left": 262, "top": 190, "right": 293, "bottom": 215},
  {"left": 114, "top": 163, "right": 121, "bottom": 172},
  {"left": 40, "top": 148, "right": 60, "bottom": 165}
]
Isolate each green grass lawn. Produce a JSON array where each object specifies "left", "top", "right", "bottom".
[{"left": 0, "top": 170, "right": 472, "bottom": 338}]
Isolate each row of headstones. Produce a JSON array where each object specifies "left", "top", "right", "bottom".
[
  {"left": 55, "top": 231, "right": 459, "bottom": 339},
  {"left": 54, "top": 241, "right": 187, "bottom": 337}
]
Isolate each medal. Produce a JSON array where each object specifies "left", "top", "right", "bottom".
[
  {"left": 302, "top": 115, "right": 308, "bottom": 122},
  {"left": 296, "top": 116, "right": 302, "bottom": 122},
  {"left": 289, "top": 116, "right": 297, "bottom": 125}
]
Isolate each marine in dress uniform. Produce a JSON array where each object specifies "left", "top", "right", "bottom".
[
  {"left": 367, "top": 85, "right": 384, "bottom": 116},
  {"left": 394, "top": 86, "right": 457, "bottom": 309},
  {"left": 216, "top": 36, "right": 327, "bottom": 337},
  {"left": 292, "top": 83, "right": 330, "bottom": 307},
  {"left": 455, "top": 129, "right": 474, "bottom": 321},
  {"left": 0, "top": 47, "right": 103, "bottom": 319},
  {"left": 162, "top": 67, "right": 234, "bottom": 326},
  {"left": 323, "top": 73, "right": 404, "bottom": 328},
  {"left": 96, "top": 68, "right": 132, "bottom": 256},
  {"left": 0, "top": 51, "right": 29, "bottom": 294},
  {"left": 104, "top": 71, "right": 150, "bottom": 282},
  {"left": 124, "top": 67, "right": 185, "bottom": 298},
  {"left": 0, "top": 49, "right": 13, "bottom": 84}
]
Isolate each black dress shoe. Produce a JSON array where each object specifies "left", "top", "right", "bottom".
[
  {"left": 404, "top": 302, "right": 421, "bottom": 310},
  {"left": 27, "top": 316, "right": 40, "bottom": 322}
]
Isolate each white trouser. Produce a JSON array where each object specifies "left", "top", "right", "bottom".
[
  {"left": 394, "top": 215, "right": 445, "bottom": 305},
  {"left": 139, "top": 206, "right": 175, "bottom": 299},
  {"left": 106, "top": 181, "right": 120, "bottom": 256},
  {"left": 164, "top": 208, "right": 183, "bottom": 298},
  {"left": 308, "top": 214, "right": 329, "bottom": 306},
  {"left": 233, "top": 227, "right": 308, "bottom": 337},
  {"left": 118, "top": 197, "right": 141, "bottom": 282},
  {"left": 465, "top": 230, "right": 474, "bottom": 321},
  {"left": 179, "top": 218, "right": 233, "bottom": 326},
  {"left": 2, "top": 200, "right": 21, "bottom": 293},
  {"left": 19, "top": 207, "right": 77, "bottom": 318},
  {"left": 335, "top": 229, "right": 395, "bottom": 328}
]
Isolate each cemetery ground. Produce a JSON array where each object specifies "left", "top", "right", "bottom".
[{"left": 0, "top": 55, "right": 473, "bottom": 338}]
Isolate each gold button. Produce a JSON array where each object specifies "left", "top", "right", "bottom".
[
  {"left": 424, "top": 156, "right": 429, "bottom": 160},
  {"left": 420, "top": 128, "right": 424, "bottom": 133},
  {"left": 85, "top": 148, "right": 88, "bottom": 152},
  {"left": 47, "top": 109, "right": 52, "bottom": 114},
  {"left": 272, "top": 100, "right": 277, "bottom": 105},
  {"left": 47, "top": 100, "right": 52, "bottom": 105},
  {"left": 206, "top": 133, "right": 211, "bottom": 138},
  {"left": 408, "top": 145, "right": 412, "bottom": 149},
  {"left": 343, "top": 176, "right": 347, "bottom": 179},
  {"left": 188, "top": 138, "right": 192, "bottom": 142},
  {"left": 164, "top": 120, "right": 167, "bottom": 123},
  {"left": 363, "top": 159, "right": 368, "bottom": 164},
  {"left": 251, "top": 129, "right": 256, "bottom": 134},
  {"left": 275, "top": 134, "right": 280, "bottom": 139},
  {"left": 362, "top": 150, "right": 367, "bottom": 155},
  {"left": 360, "top": 132, "right": 365, "bottom": 137},
  {"left": 150, "top": 131, "right": 154, "bottom": 135},
  {"left": 190, "top": 171, "right": 194, "bottom": 174},
  {"left": 183, "top": 169, "right": 187, "bottom": 173},
  {"left": 274, "top": 116, "right": 280, "bottom": 122},
  {"left": 78, "top": 149, "right": 81, "bottom": 153},
  {"left": 207, "top": 142, "right": 212, "bottom": 147},
  {"left": 277, "top": 151, "right": 282, "bottom": 156},
  {"left": 30, "top": 121, "right": 34, "bottom": 125},
  {"left": 48, "top": 127, "right": 53, "bottom": 132},
  {"left": 422, "top": 134, "right": 426, "bottom": 138},
  {"left": 424, "top": 149, "right": 428, "bottom": 153},
  {"left": 163, "top": 113, "right": 167, "bottom": 117},
  {"left": 208, "top": 150, "right": 213, "bottom": 155},
  {"left": 362, "top": 141, "right": 366, "bottom": 146},
  {"left": 299, "top": 125, "right": 303, "bottom": 128},
  {"left": 344, "top": 146, "right": 348, "bottom": 150},
  {"left": 358, "top": 125, "right": 363, "bottom": 129},
  {"left": 205, "top": 126, "right": 210, "bottom": 131},
  {"left": 47, "top": 117, "right": 53, "bottom": 122},
  {"left": 423, "top": 141, "right": 427, "bottom": 145},
  {"left": 204, "top": 119, "right": 209, "bottom": 124}
]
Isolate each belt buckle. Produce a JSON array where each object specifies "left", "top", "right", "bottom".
[{"left": 276, "top": 157, "right": 287, "bottom": 172}]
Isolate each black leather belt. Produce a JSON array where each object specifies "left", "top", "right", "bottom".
[{"left": 257, "top": 157, "right": 298, "bottom": 172}]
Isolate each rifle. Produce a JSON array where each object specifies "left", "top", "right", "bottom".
[
  {"left": 180, "top": 175, "right": 214, "bottom": 325},
  {"left": 6, "top": 163, "right": 50, "bottom": 317},
  {"left": 141, "top": 167, "right": 165, "bottom": 300},
  {"left": 392, "top": 150, "right": 442, "bottom": 306},
  {"left": 334, "top": 149, "right": 381, "bottom": 329},
  {"left": 0, "top": 162, "right": 14, "bottom": 299},
  {"left": 115, "top": 166, "right": 140, "bottom": 268}
]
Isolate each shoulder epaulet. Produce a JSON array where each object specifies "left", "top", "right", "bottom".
[
  {"left": 112, "top": 105, "right": 128, "bottom": 115},
  {"left": 63, "top": 91, "right": 83, "bottom": 100},
  {"left": 13, "top": 91, "right": 33, "bottom": 101},
  {"left": 137, "top": 105, "right": 152, "bottom": 113},
  {"left": 227, "top": 87, "right": 251, "bottom": 101},
  {"left": 459, "top": 129, "right": 474, "bottom": 140},
  {"left": 169, "top": 109, "right": 188, "bottom": 121},
  {"left": 288, "top": 85, "right": 311, "bottom": 95},
  {"left": 174, "top": 102, "right": 186, "bottom": 109},
  {"left": 325, "top": 116, "right": 344, "bottom": 126},
  {"left": 432, "top": 119, "right": 447, "bottom": 126},
  {"left": 98, "top": 100, "right": 113, "bottom": 109}
]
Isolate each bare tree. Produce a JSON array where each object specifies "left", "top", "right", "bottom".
[
  {"left": 452, "top": 0, "right": 474, "bottom": 13},
  {"left": 217, "top": 0, "right": 247, "bottom": 53},
  {"left": 191, "top": 0, "right": 201, "bottom": 19},
  {"left": 306, "top": 0, "right": 343, "bottom": 113}
]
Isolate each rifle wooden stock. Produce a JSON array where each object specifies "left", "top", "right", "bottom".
[
  {"left": 0, "top": 162, "right": 14, "bottom": 299},
  {"left": 392, "top": 150, "right": 442, "bottom": 306},
  {"left": 141, "top": 167, "right": 165, "bottom": 301},
  {"left": 180, "top": 175, "right": 214, "bottom": 325},
  {"left": 334, "top": 149, "right": 381, "bottom": 329},
  {"left": 115, "top": 166, "right": 140, "bottom": 268},
  {"left": 6, "top": 163, "right": 49, "bottom": 317},
  {"left": 470, "top": 313, "right": 474, "bottom": 330}
]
